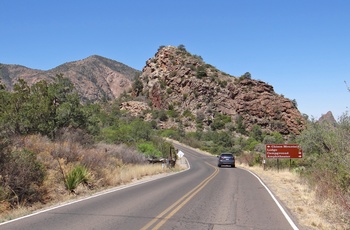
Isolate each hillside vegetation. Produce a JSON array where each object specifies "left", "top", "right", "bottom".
[
  {"left": 171, "top": 116, "right": 350, "bottom": 228},
  {"left": 0, "top": 75, "right": 177, "bottom": 220},
  {"left": 0, "top": 45, "right": 349, "bottom": 228}
]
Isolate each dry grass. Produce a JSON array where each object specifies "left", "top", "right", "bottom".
[
  {"left": 239, "top": 163, "right": 349, "bottom": 230},
  {"left": 0, "top": 163, "right": 179, "bottom": 223},
  {"left": 0, "top": 135, "right": 184, "bottom": 223}
]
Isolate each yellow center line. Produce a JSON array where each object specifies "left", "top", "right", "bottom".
[{"left": 141, "top": 162, "right": 219, "bottom": 230}]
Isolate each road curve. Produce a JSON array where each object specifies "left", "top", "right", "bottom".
[{"left": 0, "top": 143, "right": 300, "bottom": 230}]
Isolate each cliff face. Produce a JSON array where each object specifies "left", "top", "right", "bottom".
[
  {"left": 138, "top": 46, "right": 305, "bottom": 134},
  {"left": 228, "top": 78, "right": 305, "bottom": 134},
  {"left": 0, "top": 55, "right": 140, "bottom": 102}
]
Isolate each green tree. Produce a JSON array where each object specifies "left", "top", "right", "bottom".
[
  {"left": 250, "top": 125, "right": 263, "bottom": 142},
  {"left": 137, "top": 142, "right": 162, "bottom": 157},
  {"left": 10, "top": 79, "right": 32, "bottom": 134},
  {"left": 296, "top": 113, "right": 350, "bottom": 206},
  {"left": 46, "top": 75, "right": 91, "bottom": 138},
  {"left": 0, "top": 83, "right": 12, "bottom": 135},
  {"left": 178, "top": 44, "right": 186, "bottom": 51},
  {"left": 263, "top": 132, "right": 284, "bottom": 144},
  {"left": 196, "top": 65, "right": 207, "bottom": 79},
  {"left": 159, "top": 110, "right": 168, "bottom": 122},
  {"left": 130, "top": 119, "right": 152, "bottom": 142},
  {"left": 241, "top": 72, "right": 251, "bottom": 79},
  {"left": 236, "top": 115, "right": 246, "bottom": 134},
  {"left": 132, "top": 73, "right": 143, "bottom": 96},
  {"left": 0, "top": 75, "right": 91, "bottom": 139},
  {"left": 211, "top": 114, "right": 231, "bottom": 131}
]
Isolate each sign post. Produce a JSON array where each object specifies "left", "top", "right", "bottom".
[
  {"left": 265, "top": 144, "right": 303, "bottom": 171},
  {"left": 265, "top": 144, "right": 302, "bottom": 159}
]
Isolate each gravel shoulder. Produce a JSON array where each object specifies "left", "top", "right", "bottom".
[{"left": 238, "top": 163, "right": 347, "bottom": 230}]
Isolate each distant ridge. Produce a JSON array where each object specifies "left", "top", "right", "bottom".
[{"left": 0, "top": 55, "right": 141, "bottom": 102}]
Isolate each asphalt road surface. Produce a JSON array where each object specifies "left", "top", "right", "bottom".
[{"left": 0, "top": 143, "right": 300, "bottom": 230}]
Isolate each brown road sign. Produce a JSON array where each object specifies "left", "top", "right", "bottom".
[{"left": 265, "top": 144, "right": 303, "bottom": 158}]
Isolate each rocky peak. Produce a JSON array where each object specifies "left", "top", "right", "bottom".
[
  {"left": 138, "top": 46, "right": 306, "bottom": 135},
  {"left": 318, "top": 111, "right": 337, "bottom": 125}
]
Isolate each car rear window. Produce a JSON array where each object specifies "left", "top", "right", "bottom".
[{"left": 221, "top": 154, "right": 233, "bottom": 158}]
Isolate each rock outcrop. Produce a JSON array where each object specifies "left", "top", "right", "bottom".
[
  {"left": 139, "top": 46, "right": 306, "bottom": 135},
  {"left": 318, "top": 111, "right": 337, "bottom": 125}
]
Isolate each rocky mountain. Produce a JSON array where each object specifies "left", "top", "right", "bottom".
[
  {"left": 133, "top": 46, "right": 306, "bottom": 135},
  {"left": 0, "top": 55, "right": 140, "bottom": 102},
  {"left": 1, "top": 46, "right": 306, "bottom": 135}
]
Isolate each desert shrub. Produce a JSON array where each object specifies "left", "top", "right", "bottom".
[
  {"left": 137, "top": 142, "right": 162, "bottom": 158},
  {"left": 177, "top": 44, "right": 186, "bottom": 52},
  {"left": 211, "top": 114, "right": 231, "bottom": 131},
  {"left": 169, "top": 71, "right": 177, "bottom": 78},
  {"left": 152, "top": 138, "right": 174, "bottom": 159},
  {"left": 0, "top": 138, "right": 11, "bottom": 204},
  {"left": 98, "top": 125, "right": 120, "bottom": 144},
  {"left": 182, "top": 109, "right": 193, "bottom": 118},
  {"left": 54, "top": 127, "right": 94, "bottom": 147},
  {"left": 238, "top": 151, "right": 264, "bottom": 167},
  {"left": 158, "top": 110, "right": 168, "bottom": 122},
  {"left": 80, "top": 148, "right": 110, "bottom": 170},
  {"left": 250, "top": 125, "right": 263, "bottom": 142},
  {"left": 263, "top": 132, "right": 284, "bottom": 144},
  {"left": 0, "top": 186, "right": 8, "bottom": 203},
  {"left": 98, "top": 118, "right": 153, "bottom": 144},
  {"left": 241, "top": 72, "right": 252, "bottom": 79},
  {"left": 65, "top": 165, "right": 90, "bottom": 193},
  {"left": 244, "top": 138, "right": 260, "bottom": 151},
  {"left": 180, "top": 133, "right": 202, "bottom": 149},
  {"left": 1, "top": 149, "right": 46, "bottom": 205},
  {"left": 219, "top": 80, "right": 227, "bottom": 88},
  {"left": 193, "top": 54, "right": 203, "bottom": 61},
  {"left": 129, "top": 119, "right": 152, "bottom": 142},
  {"left": 99, "top": 143, "right": 147, "bottom": 164},
  {"left": 166, "top": 88, "right": 173, "bottom": 94},
  {"left": 160, "top": 129, "right": 181, "bottom": 140},
  {"left": 0, "top": 137, "right": 11, "bottom": 167},
  {"left": 50, "top": 141, "right": 82, "bottom": 163},
  {"left": 132, "top": 74, "right": 143, "bottom": 96},
  {"left": 297, "top": 114, "right": 350, "bottom": 212},
  {"left": 196, "top": 65, "right": 207, "bottom": 79},
  {"left": 201, "top": 131, "right": 234, "bottom": 149},
  {"left": 236, "top": 115, "right": 246, "bottom": 134},
  {"left": 167, "top": 109, "right": 179, "bottom": 118}
]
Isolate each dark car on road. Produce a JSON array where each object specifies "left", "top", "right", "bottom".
[{"left": 217, "top": 153, "right": 235, "bottom": 168}]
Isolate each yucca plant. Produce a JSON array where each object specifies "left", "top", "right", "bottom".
[{"left": 65, "top": 165, "right": 90, "bottom": 193}]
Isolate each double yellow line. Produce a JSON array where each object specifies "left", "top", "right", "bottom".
[{"left": 141, "top": 162, "right": 219, "bottom": 230}]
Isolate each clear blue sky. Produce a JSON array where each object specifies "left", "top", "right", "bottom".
[{"left": 1, "top": 0, "right": 349, "bottom": 120}]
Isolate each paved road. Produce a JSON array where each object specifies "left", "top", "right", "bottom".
[{"left": 0, "top": 143, "right": 299, "bottom": 230}]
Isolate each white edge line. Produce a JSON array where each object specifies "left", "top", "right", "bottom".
[
  {"left": 241, "top": 167, "right": 299, "bottom": 230},
  {"left": 0, "top": 158, "right": 191, "bottom": 226}
]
